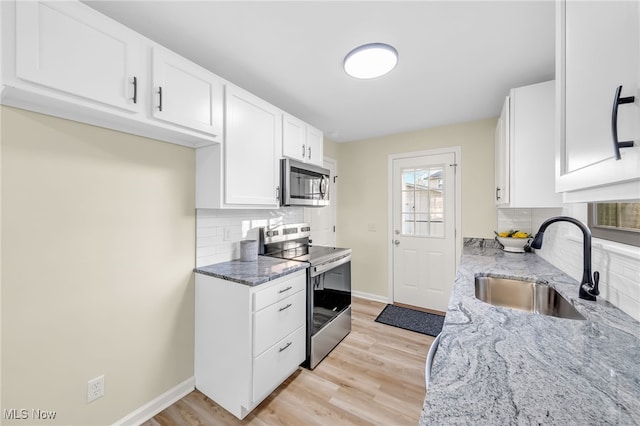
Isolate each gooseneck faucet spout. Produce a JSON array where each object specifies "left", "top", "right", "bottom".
[{"left": 530, "top": 216, "right": 600, "bottom": 301}]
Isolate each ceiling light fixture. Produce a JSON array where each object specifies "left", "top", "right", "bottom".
[{"left": 343, "top": 43, "right": 398, "bottom": 79}]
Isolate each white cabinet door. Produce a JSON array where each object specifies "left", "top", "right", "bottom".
[
  {"left": 557, "top": 0, "right": 640, "bottom": 197},
  {"left": 15, "top": 1, "right": 141, "bottom": 112},
  {"left": 282, "top": 113, "right": 306, "bottom": 162},
  {"left": 152, "top": 47, "right": 223, "bottom": 137},
  {"left": 507, "top": 81, "right": 562, "bottom": 208},
  {"left": 495, "top": 96, "right": 510, "bottom": 206},
  {"left": 306, "top": 125, "right": 324, "bottom": 167},
  {"left": 225, "top": 84, "right": 281, "bottom": 207},
  {"left": 282, "top": 113, "right": 324, "bottom": 166}
]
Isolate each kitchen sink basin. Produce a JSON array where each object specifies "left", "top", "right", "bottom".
[{"left": 474, "top": 275, "right": 585, "bottom": 320}]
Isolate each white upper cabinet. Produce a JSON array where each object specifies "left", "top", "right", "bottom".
[
  {"left": 196, "top": 84, "right": 282, "bottom": 209},
  {"left": 2, "top": 0, "right": 222, "bottom": 147},
  {"left": 14, "top": 1, "right": 142, "bottom": 112},
  {"left": 225, "top": 85, "right": 281, "bottom": 207},
  {"left": 495, "top": 81, "right": 562, "bottom": 208},
  {"left": 282, "top": 112, "right": 324, "bottom": 167},
  {"left": 495, "top": 96, "right": 510, "bottom": 206},
  {"left": 306, "top": 125, "right": 324, "bottom": 167},
  {"left": 282, "top": 113, "right": 307, "bottom": 162},
  {"left": 557, "top": 0, "right": 640, "bottom": 201},
  {"left": 151, "top": 47, "right": 223, "bottom": 137}
]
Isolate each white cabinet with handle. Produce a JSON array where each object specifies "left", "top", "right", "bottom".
[
  {"left": 556, "top": 0, "right": 640, "bottom": 201},
  {"left": 495, "top": 81, "right": 561, "bottom": 208},
  {"left": 13, "top": 1, "right": 142, "bottom": 113},
  {"left": 196, "top": 84, "right": 282, "bottom": 208},
  {"left": 1, "top": 0, "right": 222, "bottom": 147},
  {"left": 282, "top": 112, "right": 324, "bottom": 167},
  {"left": 151, "top": 47, "right": 223, "bottom": 138},
  {"left": 195, "top": 270, "right": 306, "bottom": 420}
]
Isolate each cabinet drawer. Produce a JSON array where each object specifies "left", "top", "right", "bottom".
[
  {"left": 253, "top": 289, "right": 305, "bottom": 356},
  {"left": 253, "top": 272, "right": 306, "bottom": 312},
  {"left": 253, "top": 325, "right": 305, "bottom": 403}
]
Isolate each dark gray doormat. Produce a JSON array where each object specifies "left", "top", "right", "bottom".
[{"left": 375, "top": 304, "right": 445, "bottom": 337}]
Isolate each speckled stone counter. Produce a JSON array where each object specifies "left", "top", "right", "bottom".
[
  {"left": 194, "top": 256, "right": 308, "bottom": 285},
  {"left": 420, "top": 240, "right": 640, "bottom": 425}
]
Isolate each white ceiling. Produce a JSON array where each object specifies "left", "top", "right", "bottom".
[{"left": 83, "top": 1, "right": 555, "bottom": 143}]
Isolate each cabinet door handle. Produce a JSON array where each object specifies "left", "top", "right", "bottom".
[
  {"left": 279, "top": 341, "right": 292, "bottom": 352},
  {"left": 496, "top": 187, "right": 501, "bottom": 201},
  {"left": 158, "top": 86, "right": 163, "bottom": 111},
  {"left": 611, "top": 85, "right": 635, "bottom": 160},
  {"left": 302, "top": 144, "right": 306, "bottom": 158},
  {"left": 278, "top": 303, "right": 292, "bottom": 312},
  {"left": 308, "top": 146, "right": 311, "bottom": 160},
  {"left": 132, "top": 76, "right": 138, "bottom": 104},
  {"left": 278, "top": 286, "right": 292, "bottom": 294}
]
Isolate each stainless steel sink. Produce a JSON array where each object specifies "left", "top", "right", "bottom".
[{"left": 474, "top": 275, "right": 585, "bottom": 320}]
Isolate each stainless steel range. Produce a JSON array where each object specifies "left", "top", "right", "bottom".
[{"left": 261, "top": 223, "right": 351, "bottom": 369}]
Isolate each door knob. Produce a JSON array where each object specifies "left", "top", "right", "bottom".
[
  {"left": 394, "top": 240, "right": 400, "bottom": 245},
  {"left": 395, "top": 230, "right": 400, "bottom": 235}
]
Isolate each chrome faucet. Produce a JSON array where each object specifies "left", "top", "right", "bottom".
[{"left": 530, "top": 216, "right": 600, "bottom": 301}]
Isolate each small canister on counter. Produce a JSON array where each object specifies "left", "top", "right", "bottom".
[{"left": 240, "top": 240, "right": 258, "bottom": 262}]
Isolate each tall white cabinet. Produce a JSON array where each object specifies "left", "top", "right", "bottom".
[
  {"left": 495, "top": 81, "right": 561, "bottom": 208},
  {"left": 556, "top": 0, "right": 640, "bottom": 201}
]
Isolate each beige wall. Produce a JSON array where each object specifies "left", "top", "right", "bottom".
[
  {"left": 1, "top": 107, "right": 195, "bottom": 425},
  {"left": 335, "top": 118, "right": 497, "bottom": 298},
  {"left": 322, "top": 137, "right": 340, "bottom": 160}
]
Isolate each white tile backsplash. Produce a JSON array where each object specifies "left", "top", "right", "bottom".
[
  {"left": 499, "top": 205, "right": 640, "bottom": 322},
  {"left": 195, "top": 207, "right": 304, "bottom": 267}
]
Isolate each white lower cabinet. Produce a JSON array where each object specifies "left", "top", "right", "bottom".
[{"left": 195, "top": 270, "right": 306, "bottom": 420}]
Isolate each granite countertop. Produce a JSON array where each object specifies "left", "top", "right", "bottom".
[
  {"left": 194, "top": 255, "right": 308, "bottom": 286},
  {"left": 420, "top": 239, "right": 640, "bottom": 425}
]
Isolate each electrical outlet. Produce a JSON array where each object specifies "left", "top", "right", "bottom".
[
  {"left": 223, "top": 226, "right": 232, "bottom": 241},
  {"left": 87, "top": 375, "right": 104, "bottom": 403}
]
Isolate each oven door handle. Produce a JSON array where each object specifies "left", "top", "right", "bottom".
[{"left": 311, "top": 254, "right": 351, "bottom": 277}]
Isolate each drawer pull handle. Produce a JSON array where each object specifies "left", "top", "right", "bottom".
[
  {"left": 279, "top": 303, "right": 292, "bottom": 312},
  {"left": 279, "top": 342, "right": 292, "bottom": 352},
  {"left": 278, "top": 286, "right": 293, "bottom": 294}
]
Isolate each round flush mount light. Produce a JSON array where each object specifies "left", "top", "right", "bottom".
[{"left": 343, "top": 43, "right": 398, "bottom": 79}]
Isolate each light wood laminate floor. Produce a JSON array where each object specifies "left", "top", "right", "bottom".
[{"left": 142, "top": 297, "right": 433, "bottom": 425}]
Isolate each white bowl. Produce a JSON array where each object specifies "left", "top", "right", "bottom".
[{"left": 496, "top": 236, "right": 532, "bottom": 253}]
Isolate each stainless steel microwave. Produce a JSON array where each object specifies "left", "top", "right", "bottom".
[{"left": 280, "top": 158, "right": 330, "bottom": 207}]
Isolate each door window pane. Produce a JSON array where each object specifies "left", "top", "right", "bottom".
[{"left": 400, "top": 166, "right": 445, "bottom": 237}]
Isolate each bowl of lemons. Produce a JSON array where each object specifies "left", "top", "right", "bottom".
[{"left": 495, "top": 230, "right": 533, "bottom": 253}]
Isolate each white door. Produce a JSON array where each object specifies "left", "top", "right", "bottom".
[
  {"left": 392, "top": 152, "right": 456, "bottom": 312},
  {"left": 305, "top": 158, "right": 337, "bottom": 247}
]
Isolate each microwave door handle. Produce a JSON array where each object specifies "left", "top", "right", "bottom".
[{"left": 319, "top": 176, "right": 327, "bottom": 198}]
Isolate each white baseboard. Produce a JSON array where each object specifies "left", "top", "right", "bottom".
[
  {"left": 113, "top": 376, "right": 195, "bottom": 426},
  {"left": 352, "top": 290, "right": 390, "bottom": 304}
]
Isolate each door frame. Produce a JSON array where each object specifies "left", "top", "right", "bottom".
[{"left": 387, "top": 147, "right": 462, "bottom": 303}]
